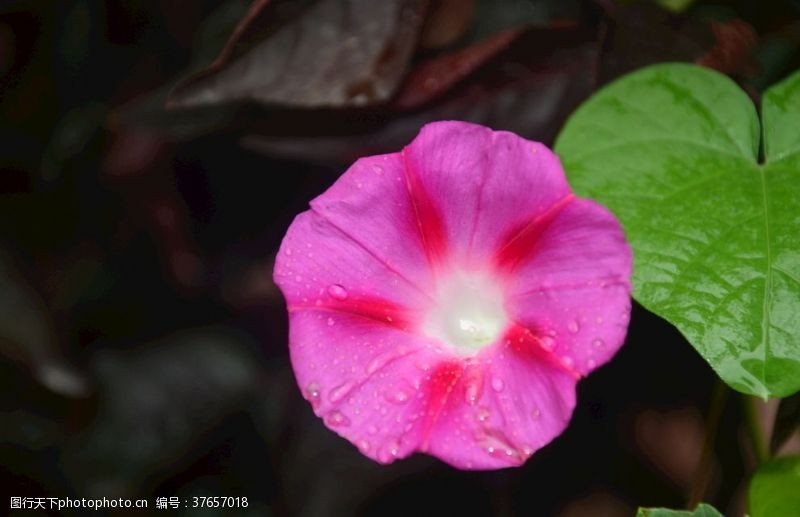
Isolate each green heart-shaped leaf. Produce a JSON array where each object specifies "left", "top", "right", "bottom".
[
  {"left": 749, "top": 456, "right": 800, "bottom": 517},
  {"left": 636, "top": 504, "right": 723, "bottom": 517},
  {"left": 555, "top": 63, "right": 800, "bottom": 398}
]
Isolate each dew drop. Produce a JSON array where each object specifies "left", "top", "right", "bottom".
[
  {"left": 366, "top": 354, "right": 389, "bottom": 375},
  {"left": 327, "top": 284, "right": 348, "bottom": 300},
  {"left": 285, "top": 248, "right": 292, "bottom": 256},
  {"left": 587, "top": 358, "right": 597, "bottom": 369},
  {"left": 358, "top": 440, "right": 371, "bottom": 453},
  {"left": 592, "top": 338, "right": 604, "bottom": 349},
  {"left": 327, "top": 317, "right": 335, "bottom": 326},
  {"left": 561, "top": 356, "right": 574, "bottom": 369},
  {"left": 491, "top": 377, "right": 505, "bottom": 393},
  {"left": 478, "top": 430, "right": 521, "bottom": 462},
  {"left": 379, "top": 439, "right": 401, "bottom": 462},
  {"left": 386, "top": 388, "right": 410, "bottom": 405},
  {"left": 539, "top": 336, "right": 555, "bottom": 351},
  {"left": 368, "top": 425, "right": 378, "bottom": 435},
  {"left": 595, "top": 316, "right": 604, "bottom": 325},
  {"left": 464, "top": 376, "right": 484, "bottom": 406},
  {"left": 371, "top": 164, "right": 384, "bottom": 175},
  {"left": 329, "top": 381, "right": 354, "bottom": 403},
  {"left": 305, "top": 382, "right": 321, "bottom": 408},
  {"left": 476, "top": 406, "right": 491, "bottom": 422},
  {"left": 295, "top": 275, "right": 302, "bottom": 282},
  {"left": 568, "top": 320, "right": 580, "bottom": 333},
  {"left": 531, "top": 408, "right": 541, "bottom": 419},
  {"left": 325, "top": 411, "right": 350, "bottom": 427}
]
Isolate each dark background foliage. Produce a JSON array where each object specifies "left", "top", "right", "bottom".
[{"left": 1, "top": 0, "right": 799, "bottom": 515}]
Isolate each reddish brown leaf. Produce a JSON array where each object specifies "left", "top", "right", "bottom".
[
  {"left": 696, "top": 19, "right": 758, "bottom": 76},
  {"left": 392, "top": 27, "right": 524, "bottom": 110}
]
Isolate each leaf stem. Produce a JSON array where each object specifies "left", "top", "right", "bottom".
[
  {"left": 742, "top": 394, "right": 769, "bottom": 465},
  {"left": 688, "top": 378, "right": 728, "bottom": 509}
]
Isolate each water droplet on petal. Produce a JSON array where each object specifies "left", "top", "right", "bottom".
[
  {"left": 368, "top": 425, "right": 378, "bottom": 435},
  {"left": 539, "top": 336, "right": 555, "bottom": 351},
  {"left": 490, "top": 377, "right": 505, "bottom": 393},
  {"left": 595, "top": 316, "right": 604, "bottom": 325},
  {"left": 358, "top": 440, "right": 371, "bottom": 453},
  {"left": 285, "top": 248, "right": 292, "bottom": 256},
  {"left": 561, "top": 356, "right": 574, "bottom": 369},
  {"left": 305, "top": 383, "right": 321, "bottom": 408},
  {"left": 366, "top": 354, "right": 389, "bottom": 375},
  {"left": 329, "top": 381, "right": 354, "bottom": 403},
  {"left": 476, "top": 406, "right": 491, "bottom": 422},
  {"left": 477, "top": 430, "right": 522, "bottom": 462},
  {"left": 592, "top": 338, "right": 604, "bottom": 349},
  {"left": 371, "top": 164, "right": 384, "bottom": 175},
  {"left": 325, "top": 411, "right": 350, "bottom": 427},
  {"left": 327, "top": 284, "right": 348, "bottom": 300},
  {"left": 464, "top": 374, "right": 484, "bottom": 406},
  {"left": 531, "top": 408, "right": 541, "bottom": 419},
  {"left": 379, "top": 439, "right": 401, "bottom": 462},
  {"left": 568, "top": 320, "right": 580, "bottom": 333},
  {"left": 386, "top": 388, "right": 411, "bottom": 405},
  {"left": 327, "top": 317, "right": 335, "bottom": 326},
  {"left": 587, "top": 358, "right": 597, "bottom": 369}
]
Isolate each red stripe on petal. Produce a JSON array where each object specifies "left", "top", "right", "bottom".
[
  {"left": 289, "top": 295, "right": 415, "bottom": 331},
  {"left": 502, "top": 323, "right": 580, "bottom": 379},
  {"left": 402, "top": 149, "right": 448, "bottom": 267},
  {"left": 494, "top": 194, "right": 574, "bottom": 271},
  {"left": 420, "top": 360, "right": 464, "bottom": 451}
]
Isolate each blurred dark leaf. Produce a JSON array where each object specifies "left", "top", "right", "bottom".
[
  {"left": 119, "top": 2, "right": 759, "bottom": 169},
  {"left": 636, "top": 503, "right": 723, "bottom": 517},
  {"left": 0, "top": 251, "right": 90, "bottom": 398},
  {"left": 596, "top": 3, "right": 757, "bottom": 86},
  {"left": 242, "top": 23, "right": 597, "bottom": 162},
  {"left": 754, "top": 20, "right": 800, "bottom": 90},
  {"left": 167, "top": 0, "right": 428, "bottom": 110},
  {"left": 771, "top": 393, "right": 800, "bottom": 455},
  {"left": 467, "top": 0, "right": 582, "bottom": 43},
  {"left": 418, "top": 0, "right": 475, "bottom": 50},
  {"left": 62, "top": 326, "right": 261, "bottom": 497}
]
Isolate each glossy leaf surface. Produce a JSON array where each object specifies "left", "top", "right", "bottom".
[{"left": 556, "top": 64, "right": 800, "bottom": 398}]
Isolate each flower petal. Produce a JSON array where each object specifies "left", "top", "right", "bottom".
[
  {"left": 309, "top": 153, "right": 440, "bottom": 295},
  {"left": 504, "top": 199, "right": 633, "bottom": 375},
  {"left": 275, "top": 211, "right": 432, "bottom": 314},
  {"left": 288, "top": 308, "right": 459, "bottom": 464},
  {"left": 402, "top": 121, "right": 571, "bottom": 266},
  {"left": 423, "top": 343, "right": 576, "bottom": 470}
]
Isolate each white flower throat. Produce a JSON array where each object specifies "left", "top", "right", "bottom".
[{"left": 424, "top": 270, "right": 509, "bottom": 354}]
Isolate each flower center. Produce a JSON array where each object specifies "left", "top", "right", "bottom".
[{"left": 424, "top": 270, "right": 508, "bottom": 355}]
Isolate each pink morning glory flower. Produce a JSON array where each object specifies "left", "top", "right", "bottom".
[{"left": 274, "top": 121, "right": 632, "bottom": 470}]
